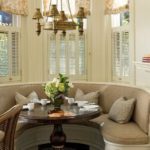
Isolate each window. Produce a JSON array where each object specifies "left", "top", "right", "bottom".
[
  {"left": 48, "top": 32, "right": 87, "bottom": 80},
  {"left": 111, "top": 11, "right": 130, "bottom": 83},
  {"left": 0, "top": 11, "right": 21, "bottom": 83},
  {"left": 45, "top": 1, "right": 87, "bottom": 80},
  {"left": 0, "top": 12, "right": 12, "bottom": 26}
]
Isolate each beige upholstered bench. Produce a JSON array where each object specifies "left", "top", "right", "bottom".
[{"left": 0, "top": 82, "right": 150, "bottom": 150}]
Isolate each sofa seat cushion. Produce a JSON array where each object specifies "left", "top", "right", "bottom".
[
  {"left": 91, "top": 114, "right": 108, "bottom": 126},
  {"left": 0, "top": 130, "right": 4, "bottom": 142},
  {"left": 102, "top": 119, "right": 148, "bottom": 145}
]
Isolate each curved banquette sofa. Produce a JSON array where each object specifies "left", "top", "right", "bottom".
[{"left": 0, "top": 82, "right": 150, "bottom": 150}]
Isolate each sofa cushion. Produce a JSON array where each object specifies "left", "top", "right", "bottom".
[
  {"left": 75, "top": 88, "right": 99, "bottom": 104},
  {"left": 0, "top": 130, "right": 4, "bottom": 142},
  {"left": 108, "top": 97, "right": 135, "bottom": 123},
  {"left": 91, "top": 114, "right": 108, "bottom": 126},
  {"left": 15, "top": 91, "right": 39, "bottom": 105},
  {"left": 102, "top": 118, "right": 148, "bottom": 145}
]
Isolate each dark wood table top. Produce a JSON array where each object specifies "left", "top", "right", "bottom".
[{"left": 20, "top": 104, "right": 101, "bottom": 124}]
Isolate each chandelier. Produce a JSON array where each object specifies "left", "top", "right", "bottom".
[{"left": 32, "top": 0, "right": 87, "bottom": 36}]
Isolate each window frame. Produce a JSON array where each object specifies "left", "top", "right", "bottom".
[
  {"left": 111, "top": 24, "right": 130, "bottom": 83},
  {"left": 47, "top": 30, "right": 88, "bottom": 81},
  {"left": 0, "top": 23, "right": 21, "bottom": 83},
  {"left": 111, "top": 9, "right": 131, "bottom": 83}
]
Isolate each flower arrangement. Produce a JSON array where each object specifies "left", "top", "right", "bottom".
[{"left": 44, "top": 74, "right": 73, "bottom": 107}]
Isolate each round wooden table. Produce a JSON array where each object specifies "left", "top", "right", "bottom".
[{"left": 20, "top": 104, "right": 101, "bottom": 150}]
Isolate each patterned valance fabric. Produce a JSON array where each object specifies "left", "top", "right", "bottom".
[
  {"left": 43, "top": 0, "right": 91, "bottom": 16},
  {"left": 75, "top": 0, "right": 90, "bottom": 16},
  {"left": 0, "top": 0, "right": 28, "bottom": 16},
  {"left": 105, "top": 0, "right": 129, "bottom": 14}
]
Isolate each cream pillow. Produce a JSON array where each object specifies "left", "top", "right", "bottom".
[
  {"left": 108, "top": 97, "right": 136, "bottom": 123},
  {"left": 15, "top": 91, "right": 39, "bottom": 105},
  {"left": 75, "top": 88, "right": 99, "bottom": 104}
]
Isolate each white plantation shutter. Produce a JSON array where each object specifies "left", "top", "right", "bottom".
[
  {"left": 0, "top": 26, "right": 21, "bottom": 82},
  {"left": 68, "top": 33, "right": 76, "bottom": 75},
  {"left": 49, "top": 34, "right": 57, "bottom": 74},
  {"left": 0, "top": 32, "right": 9, "bottom": 77},
  {"left": 59, "top": 35, "right": 67, "bottom": 74},
  {"left": 48, "top": 31, "right": 87, "bottom": 80},
  {"left": 11, "top": 32, "right": 20, "bottom": 78},
  {"left": 112, "top": 25, "right": 129, "bottom": 82},
  {"left": 78, "top": 35, "right": 86, "bottom": 75}
]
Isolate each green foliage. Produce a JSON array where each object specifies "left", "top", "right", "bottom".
[{"left": 43, "top": 74, "right": 73, "bottom": 103}]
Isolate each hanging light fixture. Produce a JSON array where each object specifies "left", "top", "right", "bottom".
[{"left": 32, "top": 0, "right": 87, "bottom": 36}]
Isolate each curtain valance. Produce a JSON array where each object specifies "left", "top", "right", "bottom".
[
  {"left": 75, "top": 0, "right": 90, "bottom": 15},
  {"left": 0, "top": 0, "right": 28, "bottom": 16},
  {"left": 105, "top": 0, "right": 129, "bottom": 14}
]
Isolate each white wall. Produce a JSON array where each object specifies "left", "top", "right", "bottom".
[
  {"left": 88, "top": 0, "right": 106, "bottom": 82},
  {"left": 21, "top": 0, "right": 44, "bottom": 82},
  {"left": 134, "top": 0, "right": 150, "bottom": 88},
  {"left": 135, "top": 0, "right": 150, "bottom": 61}
]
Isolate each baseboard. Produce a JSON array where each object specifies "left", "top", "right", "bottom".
[{"left": 104, "top": 139, "right": 150, "bottom": 150}]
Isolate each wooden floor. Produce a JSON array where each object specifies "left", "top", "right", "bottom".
[{"left": 38, "top": 143, "right": 89, "bottom": 150}]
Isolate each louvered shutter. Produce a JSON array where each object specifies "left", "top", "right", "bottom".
[
  {"left": 49, "top": 34, "right": 57, "bottom": 74},
  {"left": 112, "top": 25, "right": 129, "bottom": 82},
  {"left": 78, "top": 35, "right": 86, "bottom": 75},
  {"left": 68, "top": 33, "right": 76, "bottom": 75},
  {"left": 11, "top": 32, "right": 20, "bottom": 77},
  {"left": 59, "top": 35, "right": 67, "bottom": 74},
  {"left": 0, "top": 28, "right": 21, "bottom": 82},
  {"left": 48, "top": 31, "right": 87, "bottom": 80},
  {"left": 0, "top": 32, "right": 9, "bottom": 77}
]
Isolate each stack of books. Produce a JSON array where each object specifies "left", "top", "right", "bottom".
[{"left": 142, "top": 54, "right": 150, "bottom": 63}]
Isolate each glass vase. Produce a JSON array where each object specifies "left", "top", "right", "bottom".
[{"left": 53, "top": 98, "right": 63, "bottom": 111}]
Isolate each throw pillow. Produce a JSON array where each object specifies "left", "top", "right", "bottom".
[
  {"left": 108, "top": 97, "right": 136, "bottom": 123},
  {"left": 75, "top": 88, "right": 99, "bottom": 104},
  {"left": 15, "top": 91, "right": 39, "bottom": 105}
]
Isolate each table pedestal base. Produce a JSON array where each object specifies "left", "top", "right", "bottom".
[{"left": 50, "top": 124, "right": 66, "bottom": 150}]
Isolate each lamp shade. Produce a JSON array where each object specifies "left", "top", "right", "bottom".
[
  {"left": 32, "top": 8, "right": 43, "bottom": 20},
  {"left": 47, "top": 5, "right": 60, "bottom": 17},
  {"left": 76, "top": 7, "right": 86, "bottom": 19},
  {"left": 59, "top": 11, "right": 68, "bottom": 21}
]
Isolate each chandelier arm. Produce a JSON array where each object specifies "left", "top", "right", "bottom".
[
  {"left": 49, "top": 0, "right": 52, "bottom": 10},
  {"left": 56, "top": 0, "right": 58, "bottom": 7},
  {"left": 67, "top": 0, "right": 74, "bottom": 22},
  {"left": 61, "top": 0, "right": 62, "bottom": 11}
]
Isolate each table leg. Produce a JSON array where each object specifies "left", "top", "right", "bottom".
[{"left": 50, "top": 124, "right": 66, "bottom": 150}]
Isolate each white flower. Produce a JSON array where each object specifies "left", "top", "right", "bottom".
[
  {"left": 56, "top": 79, "right": 60, "bottom": 87},
  {"left": 68, "top": 82, "right": 74, "bottom": 88},
  {"left": 52, "top": 78, "right": 58, "bottom": 83}
]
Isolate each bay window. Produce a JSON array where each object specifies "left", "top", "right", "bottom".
[{"left": 0, "top": 11, "right": 21, "bottom": 83}]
